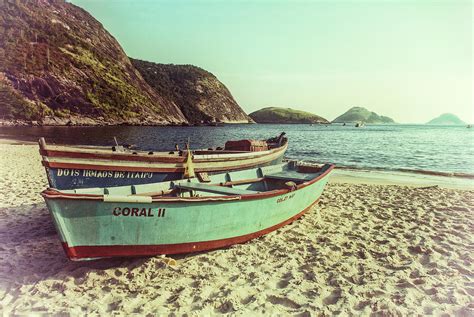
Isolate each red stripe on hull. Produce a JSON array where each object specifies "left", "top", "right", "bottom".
[
  {"left": 42, "top": 161, "right": 182, "bottom": 173},
  {"left": 62, "top": 199, "right": 320, "bottom": 260},
  {"left": 40, "top": 149, "right": 186, "bottom": 163},
  {"left": 42, "top": 153, "right": 285, "bottom": 173}
]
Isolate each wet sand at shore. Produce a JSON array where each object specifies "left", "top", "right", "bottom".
[{"left": 0, "top": 143, "right": 472, "bottom": 315}]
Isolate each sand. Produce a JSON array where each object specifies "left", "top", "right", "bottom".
[{"left": 0, "top": 143, "right": 473, "bottom": 315}]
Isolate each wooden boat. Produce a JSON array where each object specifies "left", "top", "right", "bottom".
[
  {"left": 42, "top": 161, "right": 334, "bottom": 260},
  {"left": 39, "top": 133, "right": 288, "bottom": 190}
]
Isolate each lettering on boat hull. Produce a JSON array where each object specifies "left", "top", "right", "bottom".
[
  {"left": 48, "top": 167, "right": 181, "bottom": 189},
  {"left": 112, "top": 207, "right": 166, "bottom": 218},
  {"left": 276, "top": 193, "right": 295, "bottom": 203},
  {"left": 57, "top": 168, "right": 154, "bottom": 179}
]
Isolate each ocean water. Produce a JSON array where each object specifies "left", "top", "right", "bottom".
[{"left": 1, "top": 124, "right": 473, "bottom": 176}]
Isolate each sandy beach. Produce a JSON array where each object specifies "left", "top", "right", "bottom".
[{"left": 0, "top": 142, "right": 473, "bottom": 315}]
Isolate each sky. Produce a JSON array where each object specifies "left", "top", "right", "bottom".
[{"left": 70, "top": 0, "right": 473, "bottom": 123}]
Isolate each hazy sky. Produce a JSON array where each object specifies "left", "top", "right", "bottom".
[{"left": 70, "top": 0, "right": 472, "bottom": 123}]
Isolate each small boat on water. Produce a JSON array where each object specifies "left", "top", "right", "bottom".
[
  {"left": 39, "top": 133, "right": 288, "bottom": 190},
  {"left": 355, "top": 122, "right": 365, "bottom": 128},
  {"left": 42, "top": 161, "right": 334, "bottom": 260}
]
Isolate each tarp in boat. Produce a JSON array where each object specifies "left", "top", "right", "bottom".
[{"left": 224, "top": 140, "right": 268, "bottom": 152}]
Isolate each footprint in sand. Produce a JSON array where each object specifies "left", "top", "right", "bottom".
[
  {"left": 267, "top": 295, "right": 301, "bottom": 309},
  {"left": 424, "top": 287, "right": 438, "bottom": 296},
  {"left": 412, "top": 278, "right": 426, "bottom": 285},
  {"left": 391, "top": 292, "right": 405, "bottom": 305},
  {"left": 422, "top": 255, "right": 434, "bottom": 266},
  {"left": 426, "top": 268, "right": 439, "bottom": 275},
  {"left": 190, "top": 280, "right": 201, "bottom": 288},
  {"left": 277, "top": 279, "right": 290, "bottom": 288},
  {"left": 408, "top": 245, "right": 429, "bottom": 255},
  {"left": 107, "top": 301, "right": 121, "bottom": 312},
  {"left": 450, "top": 263, "right": 472, "bottom": 276},
  {"left": 167, "top": 293, "right": 180, "bottom": 304},
  {"left": 323, "top": 288, "right": 342, "bottom": 305},
  {"left": 396, "top": 279, "right": 415, "bottom": 289},
  {"left": 277, "top": 271, "right": 293, "bottom": 285},
  {"left": 217, "top": 300, "right": 236, "bottom": 313},
  {"left": 423, "top": 306, "right": 435, "bottom": 314},
  {"left": 303, "top": 270, "right": 316, "bottom": 282},
  {"left": 354, "top": 300, "right": 370, "bottom": 311},
  {"left": 241, "top": 295, "right": 256, "bottom": 305}
]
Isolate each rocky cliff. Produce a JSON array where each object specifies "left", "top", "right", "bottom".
[
  {"left": 249, "top": 107, "right": 329, "bottom": 124},
  {"left": 0, "top": 0, "right": 249, "bottom": 125},
  {"left": 131, "top": 59, "right": 252, "bottom": 124},
  {"left": 332, "top": 107, "right": 395, "bottom": 124},
  {"left": 0, "top": 0, "right": 189, "bottom": 125}
]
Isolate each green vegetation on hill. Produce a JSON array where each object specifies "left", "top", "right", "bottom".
[
  {"left": 332, "top": 107, "right": 395, "bottom": 124},
  {"left": 0, "top": 0, "right": 249, "bottom": 125},
  {"left": 427, "top": 113, "right": 466, "bottom": 125},
  {"left": 0, "top": 0, "right": 185, "bottom": 124},
  {"left": 249, "top": 107, "right": 329, "bottom": 124},
  {"left": 131, "top": 59, "right": 251, "bottom": 123}
]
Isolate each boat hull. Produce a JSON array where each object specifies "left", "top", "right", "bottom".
[
  {"left": 44, "top": 169, "right": 331, "bottom": 260},
  {"left": 40, "top": 143, "right": 288, "bottom": 190}
]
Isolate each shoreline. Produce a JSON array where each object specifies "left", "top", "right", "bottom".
[
  {"left": 0, "top": 138, "right": 38, "bottom": 145},
  {"left": 336, "top": 165, "right": 474, "bottom": 179},
  {"left": 330, "top": 169, "right": 473, "bottom": 190},
  {"left": 0, "top": 119, "right": 253, "bottom": 127},
  {"left": 2, "top": 120, "right": 471, "bottom": 127}
]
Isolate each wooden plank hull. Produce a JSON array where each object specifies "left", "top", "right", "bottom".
[
  {"left": 42, "top": 164, "right": 332, "bottom": 260},
  {"left": 40, "top": 140, "right": 288, "bottom": 190}
]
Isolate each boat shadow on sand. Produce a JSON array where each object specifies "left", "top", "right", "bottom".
[{"left": 0, "top": 203, "right": 184, "bottom": 288}]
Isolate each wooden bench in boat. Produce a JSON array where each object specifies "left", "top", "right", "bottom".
[
  {"left": 265, "top": 171, "right": 317, "bottom": 182},
  {"left": 174, "top": 182, "right": 259, "bottom": 196}
]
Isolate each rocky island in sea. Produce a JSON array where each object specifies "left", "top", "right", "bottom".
[
  {"left": 332, "top": 106, "right": 395, "bottom": 124},
  {"left": 426, "top": 113, "right": 466, "bottom": 125},
  {"left": 249, "top": 107, "right": 329, "bottom": 124},
  {"left": 0, "top": 0, "right": 249, "bottom": 126}
]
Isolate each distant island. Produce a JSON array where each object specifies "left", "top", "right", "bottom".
[
  {"left": 426, "top": 113, "right": 466, "bottom": 125},
  {"left": 249, "top": 107, "right": 329, "bottom": 124},
  {"left": 332, "top": 107, "right": 395, "bottom": 124}
]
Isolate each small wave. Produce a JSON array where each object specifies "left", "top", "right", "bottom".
[
  {"left": 396, "top": 168, "right": 474, "bottom": 179},
  {"left": 335, "top": 165, "right": 474, "bottom": 179}
]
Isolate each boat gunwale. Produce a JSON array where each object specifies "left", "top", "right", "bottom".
[
  {"left": 40, "top": 150, "right": 286, "bottom": 173},
  {"left": 39, "top": 140, "right": 288, "bottom": 164},
  {"left": 41, "top": 164, "right": 335, "bottom": 203}
]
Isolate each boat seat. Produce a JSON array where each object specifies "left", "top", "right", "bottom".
[
  {"left": 196, "top": 172, "right": 211, "bottom": 183},
  {"left": 265, "top": 171, "right": 317, "bottom": 182},
  {"left": 174, "top": 182, "right": 259, "bottom": 196}
]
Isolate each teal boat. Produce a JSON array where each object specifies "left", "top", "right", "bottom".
[{"left": 42, "top": 162, "right": 334, "bottom": 261}]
